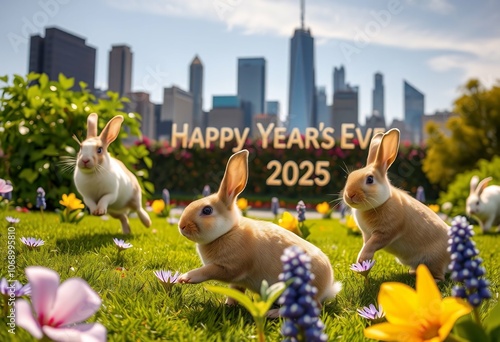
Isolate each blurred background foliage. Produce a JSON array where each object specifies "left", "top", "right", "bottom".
[
  {"left": 0, "top": 73, "right": 153, "bottom": 209},
  {"left": 424, "top": 79, "right": 500, "bottom": 189}
]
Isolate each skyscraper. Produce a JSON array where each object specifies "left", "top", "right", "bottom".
[
  {"left": 316, "top": 87, "right": 329, "bottom": 126},
  {"left": 161, "top": 86, "right": 193, "bottom": 139},
  {"left": 404, "top": 80, "right": 425, "bottom": 144},
  {"left": 190, "top": 55, "right": 204, "bottom": 129},
  {"left": 266, "top": 101, "right": 280, "bottom": 116},
  {"left": 108, "top": 45, "right": 132, "bottom": 97},
  {"left": 237, "top": 57, "right": 266, "bottom": 131},
  {"left": 332, "top": 86, "right": 359, "bottom": 139},
  {"left": 372, "top": 72, "right": 384, "bottom": 120},
  {"left": 288, "top": 0, "right": 316, "bottom": 131},
  {"left": 29, "top": 27, "right": 96, "bottom": 90},
  {"left": 333, "top": 66, "right": 346, "bottom": 93}
]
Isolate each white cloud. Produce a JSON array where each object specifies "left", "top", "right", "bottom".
[{"left": 107, "top": 0, "right": 500, "bottom": 89}]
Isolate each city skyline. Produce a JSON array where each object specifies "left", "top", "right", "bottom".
[{"left": 2, "top": 0, "right": 500, "bottom": 126}]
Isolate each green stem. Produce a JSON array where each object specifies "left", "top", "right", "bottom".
[
  {"left": 473, "top": 308, "right": 482, "bottom": 326},
  {"left": 255, "top": 317, "right": 266, "bottom": 342}
]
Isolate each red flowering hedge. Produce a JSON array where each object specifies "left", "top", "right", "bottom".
[{"left": 138, "top": 137, "right": 439, "bottom": 204}]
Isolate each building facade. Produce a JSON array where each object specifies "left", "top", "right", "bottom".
[
  {"left": 108, "top": 45, "right": 132, "bottom": 97},
  {"left": 237, "top": 57, "right": 266, "bottom": 128},
  {"left": 404, "top": 80, "right": 425, "bottom": 144},
  {"left": 29, "top": 27, "right": 96, "bottom": 90},
  {"left": 161, "top": 86, "right": 193, "bottom": 138},
  {"left": 189, "top": 55, "right": 204, "bottom": 130},
  {"left": 332, "top": 87, "right": 359, "bottom": 139},
  {"left": 372, "top": 72, "right": 385, "bottom": 123},
  {"left": 333, "top": 66, "right": 346, "bottom": 93},
  {"left": 316, "top": 87, "right": 329, "bottom": 127},
  {"left": 288, "top": 27, "right": 316, "bottom": 131}
]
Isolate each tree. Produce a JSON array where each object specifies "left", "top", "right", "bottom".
[
  {"left": 423, "top": 79, "right": 500, "bottom": 188},
  {"left": 0, "top": 73, "right": 153, "bottom": 209}
]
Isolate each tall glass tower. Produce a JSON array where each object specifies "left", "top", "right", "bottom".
[
  {"left": 189, "top": 55, "right": 204, "bottom": 129},
  {"left": 287, "top": 0, "right": 316, "bottom": 131},
  {"left": 372, "top": 72, "right": 385, "bottom": 122},
  {"left": 237, "top": 57, "right": 266, "bottom": 131},
  {"left": 404, "top": 80, "right": 425, "bottom": 144}
]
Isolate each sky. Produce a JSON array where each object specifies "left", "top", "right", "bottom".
[{"left": 1, "top": 0, "right": 500, "bottom": 126}]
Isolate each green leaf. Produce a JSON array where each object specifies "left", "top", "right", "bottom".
[
  {"left": 144, "top": 181, "right": 155, "bottom": 194},
  {"left": 58, "top": 73, "right": 74, "bottom": 90},
  {"left": 0, "top": 75, "right": 8, "bottom": 83},
  {"left": 453, "top": 315, "right": 489, "bottom": 342},
  {"left": 27, "top": 85, "right": 40, "bottom": 100},
  {"left": 39, "top": 74, "right": 48, "bottom": 90},
  {"left": 484, "top": 302, "right": 500, "bottom": 335},
  {"left": 43, "top": 144, "right": 59, "bottom": 156},
  {"left": 18, "top": 168, "right": 39, "bottom": 184},
  {"left": 205, "top": 285, "right": 259, "bottom": 317}
]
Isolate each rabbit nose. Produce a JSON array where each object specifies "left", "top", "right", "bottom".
[{"left": 82, "top": 159, "right": 90, "bottom": 165}]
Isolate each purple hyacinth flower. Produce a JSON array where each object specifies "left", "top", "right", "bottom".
[
  {"left": 162, "top": 189, "right": 170, "bottom": 207},
  {"left": 278, "top": 246, "right": 328, "bottom": 342},
  {"left": 448, "top": 216, "right": 491, "bottom": 307},
  {"left": 0, "top": 278, "right": 31, "bottom": 298},
  {"left": 113, "top": 238, "right": 133, "bottom": 251},
  {"left": 20, "top": 237, "right": 45, "bottom": 249},
  {"left": 36, "top": 187, "right": 46, "bottom": 210},
  {"left": 202, "top": 185, "right": 211, "bottom": 197},
  {"left": 296, "top": 200, "right": 306, "bottom": 223},
  {"left": 357, "top": 304, "right": 385, "bottom": 321},
  {"left": 271, "top": 197, "right": 279, "bottom": 217}
]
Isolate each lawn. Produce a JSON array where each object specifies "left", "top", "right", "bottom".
[{"left": 1, "top": 211, "right": 499, "bottom": 341}]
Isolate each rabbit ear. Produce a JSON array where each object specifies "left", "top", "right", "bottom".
[
  {"left": 374, "top": 128, "right": 400, "bottom": 173},
  {"left": 87, "top": 113, "right": 98, "bottom": 139},
  {"left": 476, "top": 177, "right": 492, "bottom": 196},
  {"left": 218, "top": 150, "right": 249, "bottom": 208},
  {"left": 99, "top": 115, "right": 124, "bottom": 147},
  {"left": 470, "top": 176, "right": 479, "bottom": 193},
  {"left": 366, "top": 132, "right": 384, "bottom": 165}
]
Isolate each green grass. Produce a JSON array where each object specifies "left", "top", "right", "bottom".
[{"left": 0, "top": 211, "right": 499, "bottom": 341}]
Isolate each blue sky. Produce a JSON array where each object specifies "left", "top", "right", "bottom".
[{"left": 1, "top": 0, "right": 499, "bottom": 126}]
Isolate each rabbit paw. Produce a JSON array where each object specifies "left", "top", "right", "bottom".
[
  {"left": 177, "top": 273, "right": 192, "bottom": 284},
  {"left": 92, "top": 207, "right": 107, "bottom": 216}
]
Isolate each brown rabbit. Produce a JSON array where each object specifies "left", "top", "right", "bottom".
[
  {"left": 343, "top": 128, "right": 450, "bottom": 280},
  {"left": 177, "top": 150, "right": 341, "bottom": 305}
]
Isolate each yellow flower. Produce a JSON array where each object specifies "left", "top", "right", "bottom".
[
  {"left": 59, "top": 193, "right": 84, "bottom": 211},
  {"left": 237, "top": 198, "right": 248, "bottom": 211},
  {"left": 428, "top": 204, "right": 440, "bottom": 213},
  {"left": 278, "top": 211, "right": 302, "bottom": 236},
  {"left": 364, "top": 264, "right": 472, "bottom": 342},
  {"left": 316, "top": 202, "right": 330, "bottom": 215},
  {"left": 152, "top": 199, "right": 165, "bottom": 214}
]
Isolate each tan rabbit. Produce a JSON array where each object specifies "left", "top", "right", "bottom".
[
  {"left": 177, "top": 150, "right": 341, "bottom": 306},
  {"left": 74, "top": 113, "right": 151, "bottom": 234},
  {"left": 343, "top": 128, "right": 450, "bottom": 280}
]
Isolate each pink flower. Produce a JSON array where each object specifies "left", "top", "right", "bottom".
[
  {"left": 16, "top": 266, "right": 106, "bottom": 341},
  {"left": 0, "top": 178, "right": 13, "bottom": 193}
]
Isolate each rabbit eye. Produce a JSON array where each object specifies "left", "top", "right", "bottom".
[
  {"left": 97, "top": 147, "right": 103, "bottom": 154},
  {"left": 366, "top": 175, "right": 374, "bottom": 184},
  {"left": 202, "top": 206, "right": 213, "bottom": 216}
]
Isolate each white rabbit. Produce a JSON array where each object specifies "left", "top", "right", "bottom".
[
  {"left": 74, "top": 113, "right": 151, "bottom": 234},
  {"left": 466, "top": 176, "right": 500, "bottom": 233},
  {"left": 343, "top": 128, "right": 450, "bottom": 280},
  {"left": 177, "top": 150, "right": 341, "bottom": 307}
]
